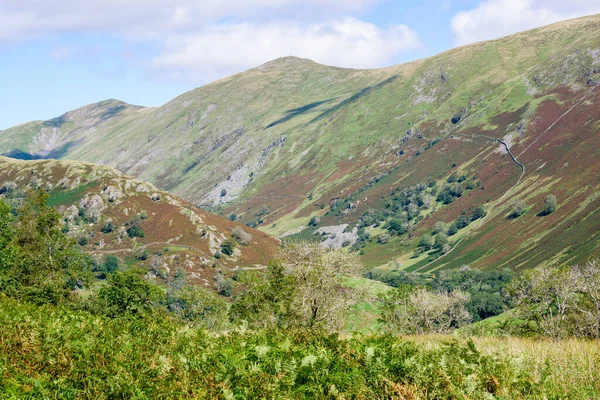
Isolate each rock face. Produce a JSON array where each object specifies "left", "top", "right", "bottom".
[
  {"left": 314, "top": 225, "right": 358, "bottom": 249},
  {"left": 79, "top": 194, "right": 105, "bottom": 220}
]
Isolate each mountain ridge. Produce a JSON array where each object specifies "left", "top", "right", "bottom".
[{"left": 2, "top": 14, "right": 600, "bottom": 272}]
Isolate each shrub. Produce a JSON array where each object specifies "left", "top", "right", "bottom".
[
  {"left": 418, "top": 234, "right": 435, "bottom": 250},
  {"left": 102, "top": 255, "right": 119, "bottom": 275},
  {"left": 232, "top": 226, "right": 252, "bottom": 245},
  {"left": 511, "top": 199, "right": 527, "bottom": 218},
  {"left": 472, "top": 205, "right": 487, "bottom": 220},
  {"left": 220, "top": 239, "right": 236, "bottom": 256},
  {"left": 101, "top": 220, "right": 115, "bottom": 233},
  {"left": 308, "top": 216, "right": 320, "bottom": 227},
  {"left": 78, "top": 236, "right": 88, "bottom": 246},
  {"left": 92, "top": 269, "right": 165, "bottom": 318},
  {"left": 127, "top": 226, "right": 145, "bottom": 238},
  {"left": 542, "top": 194, "right": 557, "bottom": 215},
  {"left": 378, "top": 232, "right": 392, "bottom": 244}
]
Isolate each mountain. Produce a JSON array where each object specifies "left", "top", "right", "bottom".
[
  {"left": 2, "top": 15, "right": 600, "bottom": 272},
  {"left": 0, "top": 157, "right": 279, "bottom": 287}
]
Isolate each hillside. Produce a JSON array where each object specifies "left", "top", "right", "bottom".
[
  {"left": 0, "top": 157, "right": 279, "bottom": 288},
  {"left": 2, "top": 15, "right": 600, "bottom": 272}
]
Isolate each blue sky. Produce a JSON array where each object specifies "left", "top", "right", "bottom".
[{"left": 1, "top": 0, "right": 599, "bottom": 129}]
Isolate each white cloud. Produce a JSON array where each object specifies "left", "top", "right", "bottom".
[
  {"left": 0, "top": 0, "right": 419, "bottom": 83},
  {"left": 153, "top": 19, "right": 421, "bottom": 82},
  {"left": 451, "top": 0, "right": 600, "bottom": 46},
  {"left": 0, "top": 0, "right": 380, "bottom": 40}
]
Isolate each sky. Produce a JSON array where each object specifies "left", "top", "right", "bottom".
[{"left": 1, "top": 0, "right": 600, "bottom": 129}]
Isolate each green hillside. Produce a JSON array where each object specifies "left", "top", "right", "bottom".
[{"left": 2, "top": 15, "right": 600, "bottom": 272}]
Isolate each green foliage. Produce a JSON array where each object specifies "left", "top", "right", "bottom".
[
  {"left": 101, "top": 220, "right": 114, "bottom": 233},
  {"left": 166, "top": 285, "right": 228, "bottom": 330},
  {"left": 368, "top": 265, "right": 514, "bottom": 322},
  {"left": 0, "top": 192, "right": 92, "bottom": 305},
  {"left": 126, "top": 226, "right": 145, "bottom": 238},
  {"left": 98, "top": 255, "right": 119, "bottom": 276},
  {"left": 472, "top": 205, "right": 487, "bottom": 221},
  {"left": 91, "top": 268, "right": 165, "bottom": 318},
  {"left": 418, "top": 234, "right": 435, "bottom": 250},
  {"left": 220, "top": 238, "right": 236, "bottom": 256},
  {"left": 4, "top": 294, "right": 587, "bottom": 399}
]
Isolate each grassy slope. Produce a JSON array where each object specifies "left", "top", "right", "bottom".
[
  {"left": 0, "top": 157, "right": 279, "bottom": 289},
  {"left": 2, "top": 15, "right": 600, "bottom": 271}
]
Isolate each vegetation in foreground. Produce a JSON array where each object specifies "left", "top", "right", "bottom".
[{"left": 1, "top": 193, "right": 600, "bottom": 398}]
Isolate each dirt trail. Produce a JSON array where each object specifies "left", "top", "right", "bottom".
[{"left": 89, "top": 241, "right": 266, "bottom": 271}]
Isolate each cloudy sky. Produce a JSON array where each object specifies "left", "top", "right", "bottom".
[{"left": 1, "top": 0, "right": 599, "bottom": 129}]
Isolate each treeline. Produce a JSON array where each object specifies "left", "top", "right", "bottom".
[{"left": 368, "top": 261, "right": 600, "bottom": 339}]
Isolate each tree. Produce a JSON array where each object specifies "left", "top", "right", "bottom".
[
  {"left": 434, "top": 233, "right": 449, "bottom": 252},
  {"left": 379, "top": 287, "right": 472, "bottom": 334},
  {"left": 166, "top": 285, "right": 228, "bottom": 330},
  {"left": 0, "top": 192, "right": 92, "bottom": 304},
  {"left": 511, "top": 199, "right": 527, "bottom": 218},
  {"left": 378, "top": 232, "right": 392, "bottom": 244},
  {"left": 507, "top": 260, "right": 600, "bottom": 338},
  {"left": 220, "top": 238, "right": 236, "bottom": 256},
  {"left": 93, "top": 269, "right": 165, "bottom": 318},
  {"left": 542, "top": 194, "right": 557, "bottom": 215},
  {"left": 308, "top": 216, "right": 320, "bottom": 227},
  {"left": 101, "top": 220, "right": 115, "bottom": 233},
  {"left": 447, "top": 222, "right": 458, "bottom": 236},
  {"left": 102, "top": 255, "right": 119, "bottom": 275},
  {"left": 230, "top": 242, "right": 364, "bottom": 332},
  {"left": 127, "top": 226, "right": 145, "bottom": 238},
  {"left": 277, "top": 242, "right": 364, "bottom": 331},
  {"left": 472, "top": 205, "right": 486, "bottom": 221},
  {"left": 418, "top": 234, "right": 435, "bottom": 250}
]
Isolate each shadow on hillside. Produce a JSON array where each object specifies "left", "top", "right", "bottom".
[
  {"left": 2, "top": 141, "right": 78, "bottom": 160},
  {"left": 307, "top": 75, "right": 398, "bottom": 125},
  {"left": 265, "top": 99, "right": 334, "bottom": 129}
]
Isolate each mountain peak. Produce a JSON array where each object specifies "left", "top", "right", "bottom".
[{"left": 256, "top": 56, "right": 323, "bottom": 72}]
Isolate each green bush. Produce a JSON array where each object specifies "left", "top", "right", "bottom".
[{"left": 126, "top": 226, "right": 145, "bottom": 238}]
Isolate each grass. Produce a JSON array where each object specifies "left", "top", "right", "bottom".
[
  {"left": 46, "top": 182, "right": 97, "bottom": 207},
  {"left": 1, "top": 294, "right": 599, "bottom": 399}
]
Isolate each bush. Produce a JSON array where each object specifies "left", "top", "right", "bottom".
[
  {"left": 220, "top": 239, "right": 236, "bottom": 256},
  {"left": 101, "top": 220, "right": 115, "bottom": 233},
  {"left": 418, "top": 234, "right": 435, "bottom": 250},
  {"left": 232, "top": 226, "right": 252, "bottom": 245},
  {"left": 101, "top": 255, "right": 119, "bottom": 275},
  {"left": 307, "top": 216, "right": 320, "bottom": 227},
  {"left": 542, "top": 194, "right": 557, "bottom": 215},
  {"left": 78, "top": 237, "right": 88, "bottom": 246},
  {"left": 378, "top": 232, "right": 392, "bottom": 244},
  {"left": 472, "top": 205, "right": 487, "bottom": 220},
  {"left": 92, "top": 269, "right": 165, "bottom": 318},
  {"left": 511, "top": 199, "right": 527, "bottom": 218},
  {"left": 127, "top": 226, "right": 145, "bottom": 238}
]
